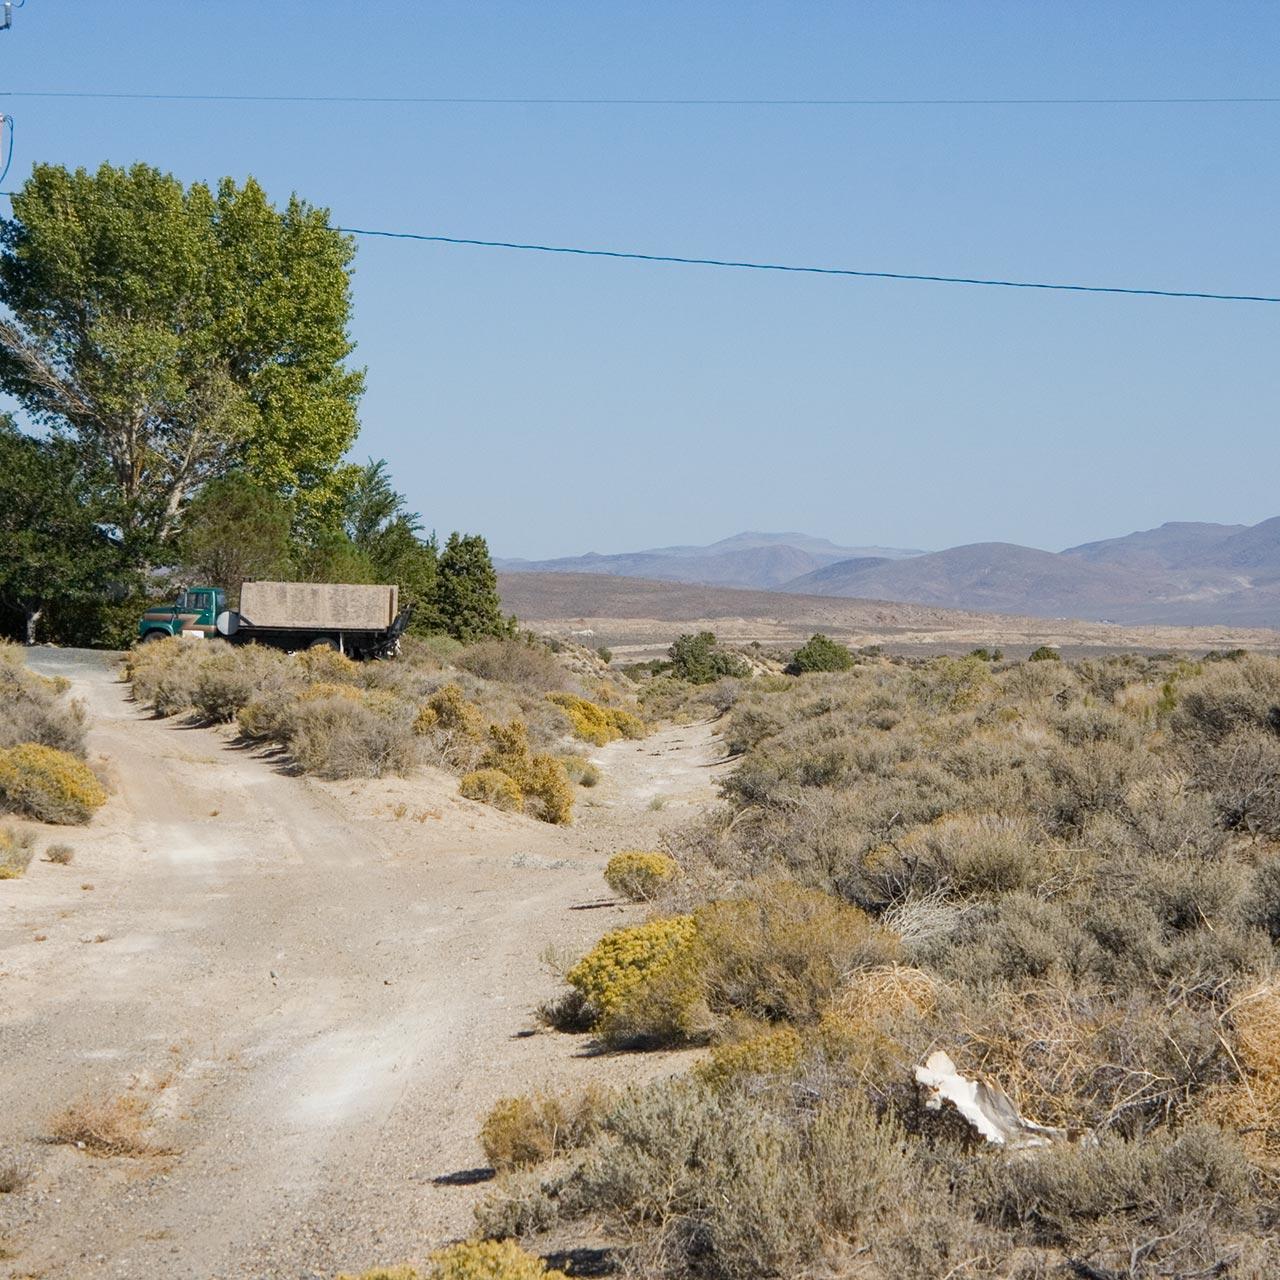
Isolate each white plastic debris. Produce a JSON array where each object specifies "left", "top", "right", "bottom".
[{"left": 914, "top": 1050, "right": 1068, "bottom": 1148}]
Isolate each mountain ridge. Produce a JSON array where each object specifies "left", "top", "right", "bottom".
[{"left": 497, "top": 519, "right": 1280, "bottom": 626}]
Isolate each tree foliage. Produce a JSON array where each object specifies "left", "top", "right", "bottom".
[
  {"left": 669, "top": 631, "right": 750, "bottom": 684},
  {"left": 436, "top": 533, "right": 511, "bottom": 643},
  {"left": 0, "top": 163, "right": 363, "bottom": 550},
  {"left": 789, "top": 633, "right": 854, "bottom": 675},
  {"left": 0, "top": 419, "right": 123, "bottom": 643},
  {"left": 178, "top": 474, "right": 294, "bottom": 606}
]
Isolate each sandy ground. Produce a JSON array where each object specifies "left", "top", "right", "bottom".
[{"left": 0, "top": 651, "right": 730, "bottom": 1280}]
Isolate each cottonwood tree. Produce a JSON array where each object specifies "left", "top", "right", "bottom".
[
  {"left": 0, "top": 419, "right": 121, "bottom": 643},
  {"left": 0, "top": 163, "right": 364, "bottom": 558}
]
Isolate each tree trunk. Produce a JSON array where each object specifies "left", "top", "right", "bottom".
[{"left": 24, "top": 605, "right": 43, "bottom": 646}]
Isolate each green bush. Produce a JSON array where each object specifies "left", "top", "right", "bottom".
[
  {"left": 668, "top": 631, "right": 750, "bottom": 684},
  {"left": 788, "top": 633, "right": 854, "bottom": 674},
  {"left": 1028, "top": 644, "right": 1061, "bottom": 661},
  {"left": 0, "top": 743, "right": 107, "bottom": 824}
]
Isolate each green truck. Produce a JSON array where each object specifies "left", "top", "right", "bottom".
[{"left": 137, "top": 581, "right": 410, "bottom": 659}]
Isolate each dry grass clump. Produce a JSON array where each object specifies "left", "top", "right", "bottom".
[
  {"left": 603, "top": 849, "right": 678, "bottom": 901},
  {"left": 0, "top": 743, "right": 107, "bottom": 824},
  {"left": 545, "top": 692, "right": 644, "bottom": 746},
  {"left": 480, "top": 1088, "right": 609, "bottom": 1171},
  {"left": 0, "top": 642, "right": 87, "bottom": 754},
  {"left": 0, "top": 826, "right": 35, "bottom": 878},
  {"left": 0, "top": 1148, "right": 33, "bottom": 1192},
  {"left": 1199, "top": 984, "right": 1280, "bottom": 1169},
  {"left": 286, "top": 693, "right": 417, "bottom": 779},
  {"left": 44, "top": 842, "right": 74, "bottom": 864},
  {"left": 48, "top": 1092, "right": 163, "bottom": 1156}
]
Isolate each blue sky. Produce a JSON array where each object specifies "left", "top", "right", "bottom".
[{"left": 4, "top": 2, "right": 1278, "bottom": 557}]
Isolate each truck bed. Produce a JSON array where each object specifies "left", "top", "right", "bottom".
[{"left": 237, "top": 581, "right": 399, "bottom": 632}]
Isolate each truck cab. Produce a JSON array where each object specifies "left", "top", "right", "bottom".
[{"left": 137, "top": 586, "right": 226, "bottom": 643}]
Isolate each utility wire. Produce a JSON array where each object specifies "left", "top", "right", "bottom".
[
  {"left": 331, "top": 227, "right": 1280, "bottom": 304},
  {"left": 2, "top": 90, "right": 1279, "bottom": 106}
]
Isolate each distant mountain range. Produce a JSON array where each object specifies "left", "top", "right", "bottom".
[
  {"left": 497, "top": 531, "right": 922, "bottom": 591},
  {"left": 498, "top": 520, "right": 1280, "bottom": 626}
]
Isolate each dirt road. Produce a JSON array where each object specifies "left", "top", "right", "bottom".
[{"left": 0, "top": 652, "right": 728, "bottom": 1279}]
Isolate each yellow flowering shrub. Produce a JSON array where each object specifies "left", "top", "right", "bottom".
[
  {"left": 459, "top": 768, "right": 524, "bottom": 812},
  {"left": 567, "top": 916, "right": 698, "bottom": 1022},
  {"left": 414, "top": 683, "right": 485, "bottom": 742},
  {"left": 604, "top": 850, "right": 679, "bottom": 901},
  {"left": 522, "top": 754, "right": 573, "bottom": 825},
  {"left": 694, "top": 1026, "right": 803, "bottom": 1091},
  {"left": 0, "top": 743, "right": 107, "bottom": 824},
  {"left": 429, "top": 1241, "right": 568, "bottom": 1280},
  {"left": 546, "top": 692, "right": 644, "bottom": 746}
]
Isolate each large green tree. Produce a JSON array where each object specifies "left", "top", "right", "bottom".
[
  {"left": 342, "top": 459, "right": 440, "bottom": 631},
  {"left": 0, "top": 163, "right": 363, "bottom": 554},
  {"left": 0, "top": 418, "right": 123, "bottom": 643},
  {"left": 436, "top": 533, "right": 510, "bottom": 643},
  {"left": 178, "top": 474, "right": 294, "bottom": 607}
]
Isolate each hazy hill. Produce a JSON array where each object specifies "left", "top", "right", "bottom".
[
  {"left": 1062, "top": 521, "right": 1247, "bottom": 569},
  {"left": 782, "top": 542, "right": 1170, "bottom": 617},
  {"left": 500, "top": 518, "right": 1280, "bottom": 626},
  {"left": 496, "top": 531, "right": 922, "bottom": 591}
]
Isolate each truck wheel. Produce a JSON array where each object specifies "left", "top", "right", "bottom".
[
  {"left": 308, "top": 637, "right": 340, "bottom": 651},
  {"left": 140, "top": 629, "right": 169, "bottom": 643}
]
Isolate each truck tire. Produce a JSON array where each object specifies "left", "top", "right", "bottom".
[
  {"left": 140, "top": 629, "right": 169, "bottom": 643},
  {"left": 307, "top": 637, "right": 340, "bottom": 652}
]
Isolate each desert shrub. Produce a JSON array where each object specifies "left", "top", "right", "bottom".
[
  {"left": 971, "top": 1125, "right": 1252, "bottom": 1269},
  {"left": 286, "top": 696, "right": 417, "bottom": 779},
  {"left": 481, "top": 1089, "right": 608, "bottom": 1171},
  {"left": 566, "top": 916, "right": 701, "bottom": 1044},
  {"left": 0, "top": 644, "right": 87, "bottom": 754},
  {"left": 910, "top": 654, "right": 991, "bottom": 712},
  {"left": 788, "top": 633, "right": 853, "bottom": 674},
  {"left": 1028, "top": 644, "right": 1061, "bottom": 661},
  {"left": 45, "top": 842, "right": 74, "bottom": 865},
  {"left": 668, "top": 631, "right": 750, "bottom": 684},
  {"left": 295, "top": 644, "right": 360, "bottom": 684},
  {"left": 546, "top": 1081, "right": 931, "bottom": 1280},
  {"left": 0, "top": 826, "right": 35, "bottom": 878},
  {"left": 460, "top": 768, "right": 524, "bottom": 812},
  {"left": 338, "top": 1269, "right": 420, "bottom": 1280},
  {"left": 545, "top": 692, "right": 644, "bottom": 745},
  {"left": 190, "top": 644, "right": 287, "bottom": 723},
  {"left": 559, "top": 755, "right": 600, "bottom": 787},
  {"left": 1171, "top": 654, "right": 1280, "bottom": 745},
  {"left": 414, "top": 682, "right": 487, "bottom": 771},
  {"left": 693, "top": 1025, "right": 802, "bottom": 1091},
  {"left": 695, "top": 883, "right": 900, "bottom": 1025},
  {"left": 429, "top": 1241, "right": 567, "bottom": 1280},
  {"left": 459, "top": 638, "right": 566, "bottom": 693},
  {"left": 604, "top": 850, "right": 679, "bottom": 901},
  {"left": 0, "top": 743, "right": 107, "bottom": 824},
  {"left": 522, "top": 755, "right": 573, "bottom": 825}
]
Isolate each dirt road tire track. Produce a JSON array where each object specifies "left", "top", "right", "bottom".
[{"left": 0, "top": 651, "right": 726, "bottom": 1278}]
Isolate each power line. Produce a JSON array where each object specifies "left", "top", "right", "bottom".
[
  {"left": 332, "top": 227, "right": 1280, "bottom": 304},
  {"left": 2, "top": 90, "right": 1279, "bottom": 106}
]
